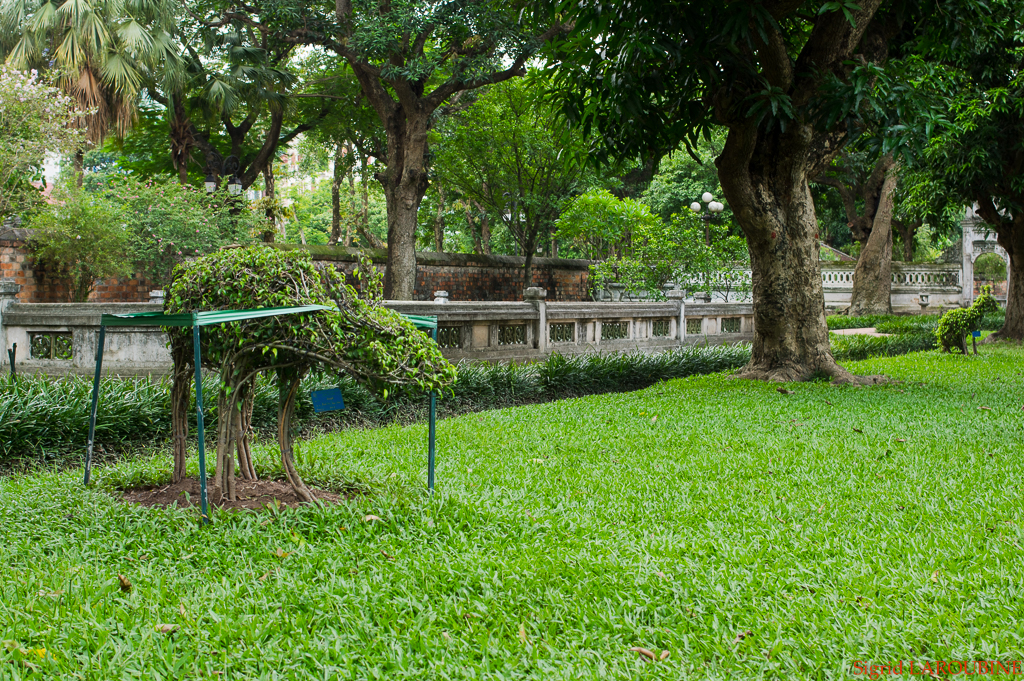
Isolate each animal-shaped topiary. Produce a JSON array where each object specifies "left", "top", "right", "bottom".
[
  {"left": 935, "top": 285, "right": 1000, "bottom": 354},
  {"left": 164, "top": 246, "right": 456, "bottom": 502}
]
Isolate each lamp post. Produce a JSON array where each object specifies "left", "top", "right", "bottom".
[
  {"left": 689, "top": 192, "right": 725, "bottom": 246},
  {"left": 205, "top": 156, "right": 242, "bottom": 194}
]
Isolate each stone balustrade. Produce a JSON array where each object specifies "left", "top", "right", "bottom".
[
  {"left": 819, "top": 262, "right": 962, "bottom": 313},
  {"left": 616, "top": 262, "right": 964, "bottom": 313},
  {"left": 0, "top": 286, "right": 754, "bottom": 376}
]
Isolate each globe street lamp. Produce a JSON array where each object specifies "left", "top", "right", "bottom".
[{"left": 689, "top": 192, "right": 725, "bottom": 245}]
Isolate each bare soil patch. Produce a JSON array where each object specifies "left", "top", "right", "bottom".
[{"left": 121, "top": 477, "right": 346, "bottom": 512}]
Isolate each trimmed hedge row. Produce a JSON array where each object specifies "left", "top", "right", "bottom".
[
  {"left": 7, "top": 308, "right": 999, "bottom": 462},
  {"left": 0, "top": 344, "right": 751, "bottom": 461},
  {"left": 826, "top": 312, "right": 1004, "bottom": 332},
  {"left": 826, "top": 311, "right": 1006, "bottom": 360}
]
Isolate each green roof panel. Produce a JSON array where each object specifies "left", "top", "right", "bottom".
[{"left": 100, "top": 305, "right": 438, "bottom": 331}]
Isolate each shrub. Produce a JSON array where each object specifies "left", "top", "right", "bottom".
[
  {"left": 830, "top": 332, "right": 937, "bottom": 362},
  {"left": 26, "top": 183, "right": 134, "bottom": 301},
  {"left": 936, "top": 286, "right": 1000, "bottom": 353},
  {"left": 828, "top": 312, "right": 1004, "bottom": 334},
  {"left": 98, "top": 176, "right": 259, "bottom": 288},
  {"left": 0, "top": 67, "right": 83, "bottom": 219}
]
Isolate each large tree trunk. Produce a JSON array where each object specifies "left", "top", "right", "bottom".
[
  {"left": 717, "top": 122, "right": 879, "bottom": 384},
  {"left": 848, "top": 171, "right": 896, "bottom": 316},
  {"left": 379, "top": 113, "right": 430, "bottom": 300},
  {"left": 991, "top": 220, "right": 1023, "bottom": 340},
  {"left": 170, "top": 97, "right": 194, "bottom": 186}
]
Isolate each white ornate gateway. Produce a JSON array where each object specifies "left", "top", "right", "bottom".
[{"left": 961, "top": 206, "right": 1010, "bottom": 306}]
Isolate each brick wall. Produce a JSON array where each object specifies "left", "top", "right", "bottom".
[
  {"left": 0, "top": 236, "right": 152, "bottom": 303},
  {"left": 0, "top": 236, "right": 592, "bottom": 303},
  {"left": 275, "top": 244, "right": 593, "bottom": 302}
]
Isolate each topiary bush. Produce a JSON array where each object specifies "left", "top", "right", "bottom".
[
  {"left": 164, "top": 245, "right": 456, "bottom": 502},
  {"left": 935, "top": 286, "right": 1000, "bottom": 354}
]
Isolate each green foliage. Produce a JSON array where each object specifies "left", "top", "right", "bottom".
[
  {"left": 973, "top": 253, "right": 1007, "bottom": 281},
  {"left": 0, "top": 66, "right": 83, "bottom": 218},
  {"left": 25, "top": 182, "right": 134, "bottom": 302},
  {"left": 3, "top": 346, "right": 1024, "bottom": 677},
  {"left": 0, "top": 373, "right": 171, "bottom": 461},
  {"left": 284, "top": 182, "right": 333, "bottom": 246},
  {"left": 94, "top": 176, "right": 258, "bottom": 287},
  {"left": 828, "top": 312, "right": 1004, "bottom": 334},
  {"left": 936, "top": 286, "right": 1000, "bottom": 353},
  {"left": 642, "top": 137, "right": 728, "bottom": 224},
  {"left": 591, "top": 210, "right": 749, "bottom": 301},
  {"left": 829, "top": 332, "right": 938, "bottom": 362},
  {"left": 555, "top": 189, "right": 657, "bottom": 261},
  {"left": 906, "top": 3, "right": 1024, "bottom": 264},
  {"left": 432, "top": 74, "right": 589, "bottom": 260},
  {"left": 165, "top": 246, "right": 456, "bottom": 395}
]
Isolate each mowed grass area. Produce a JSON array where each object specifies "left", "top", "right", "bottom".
[{"left": 2, "top": 346, "right": 1023, "bottom": 679}]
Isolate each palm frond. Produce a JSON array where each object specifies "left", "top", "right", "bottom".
[
  {"left": 55, "top": 26, "right": 86, "bottom": 68},
  {"left": 56, "top": 0, "right": 93, "bottom": 28},
  {"left": 28, "top": 1, "right": 57, "bottom": 32},
  {"left": 115, "top": 18, "right": 151, "bottom": 56},
  {"left": 0, "top": 0, "right": 30, "bottom": 33},
  {"left": 80, "top": 10, "right": 109, "bottom": 53},
  {"left": 203, "top": 76, "right": 237, "bottom": 112},
  {"left": 4, "top": 33, "right": 37, "bottom": 67},
  {"left": 98, "top": 47, "right": 142, "bottom": 96}
]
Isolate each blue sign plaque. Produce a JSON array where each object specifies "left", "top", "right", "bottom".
[{"left": 310, "top": 388, "right": 346, "bottom": 413}]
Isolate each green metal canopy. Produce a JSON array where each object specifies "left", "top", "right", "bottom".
[
  {"left": 84, "top": 305, "right": 440, "bottom": 523},
  {"left": 100, "top": 305, "right": 439, "bottom": 331},
  {"left": 100, "top": 304, "right": 336, "bottom": 328}
]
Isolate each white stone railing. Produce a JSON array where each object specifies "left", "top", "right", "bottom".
[
  {"left": 0, "top": 287, "right": 755, "bottom": 375},
  {"left": 819, "top": 262, "right": 963, "bottom": 313},
  {"left": 389, "top": 292, "right": 753, "bottom": 362},
  {"left": 820, "top": 263, "right": 961, "bottom": 290}
]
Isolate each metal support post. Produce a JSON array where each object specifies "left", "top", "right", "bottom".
[
  {"left": 84, "top": 327, "right": 105, "bottom": 485},
  {"left": 428, "top": 327, "right": 437, "bottom": 493},
  {"left": 192, "top": 324, "right": 210, "bottom": 523}
]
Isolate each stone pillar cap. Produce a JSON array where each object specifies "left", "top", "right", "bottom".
[
  {"left": 0, "top": 280, "right": 20, "bottom": 296},
  {"left": 666, "top": 289, "right": 685, "bottom": 300},
  {"left": 523, "top": 287, "right": 548, "bottom": 300}
]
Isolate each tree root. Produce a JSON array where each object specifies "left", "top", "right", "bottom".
[
  {"left": 732, "top": 358, "right": 887, "bottom": 385},
  {"left": 170, "top": 364, "right": 191, "bottom": 484},
  {"left": 236, "top": 385, "right": 258, "bottom": 480},
  {"left": 981, "top": 329, "right": 1022, "bottom": 343},
  {"left": 279, "top": 374, "right": 315, "bottom": 503}
]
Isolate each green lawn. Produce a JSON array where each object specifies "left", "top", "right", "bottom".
[{"left": 2, "top": 345, "right": 1023, "bottom": 679}]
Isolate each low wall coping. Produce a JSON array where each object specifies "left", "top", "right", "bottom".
[
  {"left": 5, "top": 302, "right": 162, "bottom": 327},
  {"left": 272, "top": 244, "right": 595, "bottom": 271}
]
